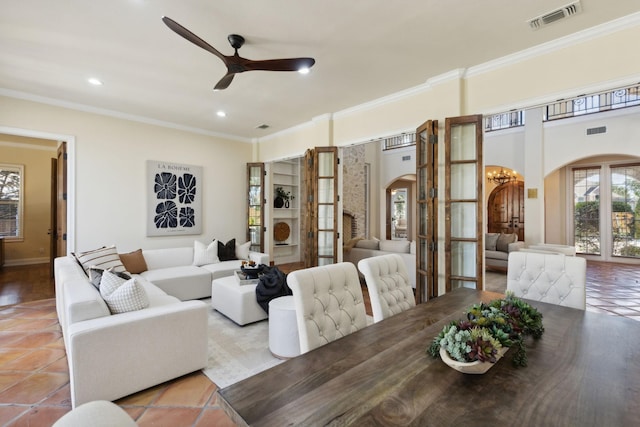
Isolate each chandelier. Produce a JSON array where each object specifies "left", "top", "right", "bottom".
[{"left": 487, "top": 168, "right": 517, "bottom": 185}]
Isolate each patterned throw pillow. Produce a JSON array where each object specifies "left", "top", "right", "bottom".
[
  {"left": 193, "top": 240, "right": 219, "bottom": 266},
  {"left": 88, "top": 267, "right": 131, "bottom": 290},
  {"left": 73, "top": 245, "right": 128, "bottom": 276},
  {"left": 99, "top": 270, "right": 149, "bottom": 314}
]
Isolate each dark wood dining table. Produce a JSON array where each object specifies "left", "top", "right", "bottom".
[{"left": 217, "top": 288, "right": 640, "bottom": 426}]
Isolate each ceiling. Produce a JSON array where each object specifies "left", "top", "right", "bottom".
[{"left": 1, "top": 0, "right": 639, "bottom": 142}]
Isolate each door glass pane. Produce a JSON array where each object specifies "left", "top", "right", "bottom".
[
  {"left": 419, "top": 168, "right": 428, "bottom": 199},
  {"left": 451, "top": 241, "right": 476, "bottom": 277},
  {"left": 573, "top": 168, "right": 600, "bottom": 255},
  {"left": 419, "top": 130, "right": 427, "bottom": 161},
  {"left": 611, "top": 165, "right": 640, "bottom": 258},
  {"left": 318, "top": 231, "right": 334, "bottom": 255},
  {"left": 450, "top": 124, "right": 477, "bottom": 161},
  {"left": 419, "top": 240, "right": 429, "bottom": 271},
  {"left": 318, "top": 152, "right": 334, "bottom": 177},
  {"left": 451, "top": 202, "right": 476, "bottom": 238},
  {"left": 249, "top": 166, "right": 261, "bottom": 185},
  {"left": 451, "top": 164, "right": 476, "bottom": 199},
  {"left": 419, "top": 203, "right": 428, "bottom": 234},
  {"left": 318, "top": 178, "right": 334, "bottom": 203},
  {"left": 318, "top": 204, "right": 334, "bottom": 229}
]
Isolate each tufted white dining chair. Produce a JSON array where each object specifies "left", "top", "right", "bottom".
[
  {"left": 287, "top": 262, "right": 368, "bottom": 354},
  {"left": 507, "top": 251, "right": 587, "bottom": 310},
  {"left": 358, "top": 254, "right": 416, "bottom": 323}
]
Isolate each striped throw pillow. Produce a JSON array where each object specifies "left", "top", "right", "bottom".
[{"left": 73, "top": 245, "right": 127, "bottom": 276}]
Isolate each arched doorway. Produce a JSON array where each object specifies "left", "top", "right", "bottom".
[
  {"left": 487, "top": 180, "right": 525, "bottom": 241},
  {"left": 385, "top": 176, "right": 415, "bottom": 241}
]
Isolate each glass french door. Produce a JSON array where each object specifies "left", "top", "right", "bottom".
[
  {"left": 610, "top": 163, "right": 640, "bottom": 258},
  {"left": 304, "top": 147, "right": 339, "bottom": 267},
  {"left": 573, "top": 163, "right": 640, "bottom": 259},
  {"left": 246, "top": 163, "right": 264, "bottom": 253},
  {"left": 445, "top": 115, "right": 483, "bottom": 291},
  {"left": 416, "top": 120, "right": 438, "bottom": 303}
]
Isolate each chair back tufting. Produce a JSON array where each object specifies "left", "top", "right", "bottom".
[
  {"left": 287, "top": 262, "right": 368, "bottom": 353},
  {"left": 507, "top": 251, "right": 586, "bottom": 310},
  {"left": 358, "top": 254, "right": 415, "bottom": 322}
]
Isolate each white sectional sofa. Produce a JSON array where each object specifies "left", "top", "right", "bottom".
[
  {"left": 54, "top": 243, "right": 268, "bottom": 408},
  {"left": 343, "top": 238, "right": 416, "bottom": 288}
]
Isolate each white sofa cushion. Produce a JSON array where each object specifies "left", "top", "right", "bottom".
[
  {"left": 100, "top": 270, "right": 150, "bottom": 314},
  {"left": 200, "top": 260, "right": 243, "bottom": 281},
  {"left": 142, "top": 247, "right": 194, "bottom": 270},
  {"left": 379, "top": 240, "right": 410, "bottom": 253},
  {"left": 355, "top": 239, "right": 380, "bottom": 250},
  {"left": 138, "top": 265, "right": 212, "bottom": 301}
]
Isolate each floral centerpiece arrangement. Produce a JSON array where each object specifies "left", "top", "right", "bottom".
[{"left": 428, "top": 292, "right": 544, "bottom": 368}]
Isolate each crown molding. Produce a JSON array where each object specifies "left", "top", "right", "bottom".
[
  {"left": 0, "top": 88, "right": 251, "bottom": 143},
  {"left": 465, "top": 11, "right": 640, "bottom": 79}
]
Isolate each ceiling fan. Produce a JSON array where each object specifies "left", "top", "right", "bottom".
[{"left": 162, "top": 16, "right": 316, "bottom": 90}]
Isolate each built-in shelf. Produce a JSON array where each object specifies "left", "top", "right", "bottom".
[{"left": 270, "top": 158, "right": 301, "bottom": 265}]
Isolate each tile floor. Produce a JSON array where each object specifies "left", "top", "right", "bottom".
[{"left": 0, "top": 260, "right": 638, "bottom": 426}]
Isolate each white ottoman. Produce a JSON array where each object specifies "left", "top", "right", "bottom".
[
  {"left": 268, "top": 296, "right": 301, "bottom": 359},
  {"left": 211, "top": 275, "right": 268, "bottom": 325}
]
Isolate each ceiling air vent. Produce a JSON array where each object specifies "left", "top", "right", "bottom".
[
  {"left": 586, "top": 126, "right": 606, "bottom": 135},
  {"left": 528, "top": 1, "right": 582, "bottom": 30}
]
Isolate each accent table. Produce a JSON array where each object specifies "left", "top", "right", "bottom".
[
  {"left": 217, "top": 288, "right": 640, "bottom": 426},
  {"left": 268, "top": 296, "right": 300, "bottom": 359}
]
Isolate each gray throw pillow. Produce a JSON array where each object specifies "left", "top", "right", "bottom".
[
  {"left": 496, "top": 233, "right": 517, "bottom": 252},
  {"left": 485, "top": 233, "right": 499, "bottom": 251}
]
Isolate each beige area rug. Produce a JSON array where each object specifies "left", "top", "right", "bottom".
[
  {"left": 202, "top": 301, "right": 284, "bottom": 389},
  {"left": 201, "top": 299, "right": 374, "bottom": 389}
]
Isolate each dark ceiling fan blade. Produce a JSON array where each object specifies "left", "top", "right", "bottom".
[
  {"left": 162, "top": 16, "right": 227, "bottom": 62},
  {"left": 214, "top": 73, "right": 235, "bottom": 91},
  {"left": 244, "top": 57, "right": 315, "bottom": 72}
]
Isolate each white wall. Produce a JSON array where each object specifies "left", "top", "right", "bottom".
[{"left": 0, "top": 96, "right": 252, "bottom": 254}]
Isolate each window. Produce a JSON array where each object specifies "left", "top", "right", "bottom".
[{"left": 0, "top": 164, "right": 24, "bottom": 240}]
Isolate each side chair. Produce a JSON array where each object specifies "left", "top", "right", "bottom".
[
  {"left": 358, "top": 253, "right": 416, "bottom": 323},
  {"left": 287, "top": 262, "right": 368, "bottom": 354},
  {"left": 507, "top": 251, "right": 587, "bottom": 310}
]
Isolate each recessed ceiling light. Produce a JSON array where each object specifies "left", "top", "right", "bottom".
[
  {"left": 298, "top": 67, "right": 310, "bottom": 75},
  {"left": 87, "top": 77, "right": 103, "bottom": 86},
  {"left": 216, "top": 111, "right": 226, "bottom": 117}
]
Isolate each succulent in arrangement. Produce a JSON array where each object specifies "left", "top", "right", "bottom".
[{"left": 428, "top": 292, "right": 544, "bottom": 367}]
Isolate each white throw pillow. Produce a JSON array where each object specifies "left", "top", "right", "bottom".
[
  {"left": 193, "top": 240, "right": 219, "bottom": 266},
  {"left": 235, "top": 241, "right": 251, "bottom": 260},
  {"left": 73, "top": 245, "right": 128, "bottom": 276},
  {"left": 100, "top": 270, "right": 149, "bottom": 314}
]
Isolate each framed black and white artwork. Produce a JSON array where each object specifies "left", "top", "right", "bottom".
[{"left": 147, "top": 160, "right": 202, "bottom": 236}]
